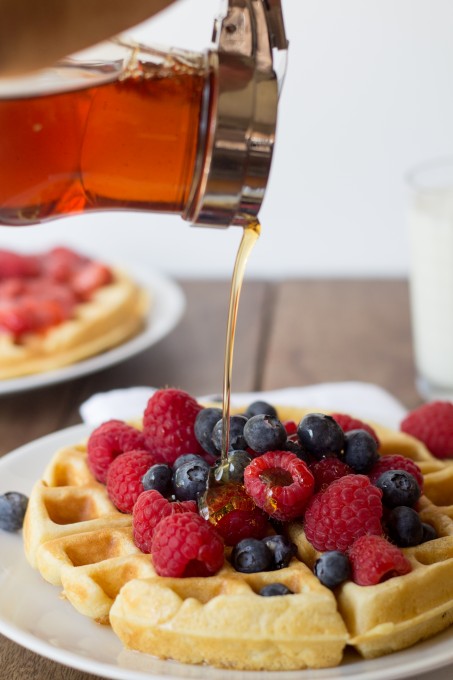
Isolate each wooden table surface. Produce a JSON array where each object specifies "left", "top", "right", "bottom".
[{"left": 0, "top": 278, "right": 423, "bottom": 679}]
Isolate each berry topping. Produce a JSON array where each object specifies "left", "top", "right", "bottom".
[
  {"left": 231, "top": 537, "right": 273, "bottom": 573},
  {"left": 348, "top": 534, "right": 411, "bottom": 586},
  {"left": 259, "top": 583, "right": 294, "bottom": 597},
  {"left": 343, "top": 429, "right": 379, "bottom": 474},
  {"left": 0, "top": 492, "right": 28, "bottom": 532},
  {"left": 143, "top": 388, "right": 204, "bottom": 465},
  {"left": 243, "top": 414, "right": 287, "bottom": 453},
  {"left": 310, "top": 457, "right": 354, "bottom": 492},
  {"left": 172, "top": 458, "right": 210, "bottom": 502},
  {"left": 401, "top": 401, "right": 453, "bottom": 459},
  {"left": 194, "top": 407, "right": 223, "bottom": 458},
  {"left": 262, "top": 534, "right": 297, "bottom": 569},
  {"left": 211, "top": 415, "right": 248, "bottom": 453},
  {"left": 151, "top": 513, "right": 224, "bottom": 577},
  {"left": 87, "top": 419, "right": 147, "bottom": 484},
  {"left": 297, "top": 413, "right": 344, "bottom": 460},
  {"left": 244, "top": 451, "right": 315, "bottom": 521},
  {"left": 283, "top": 420, "right": 298, "bottom": 436},
  {"left": 421, "top": 522, "right": 437, "bottom": 543},
  {"left": 173, "top": 453, "right": 206, "bottom": 471},
  {"left": 142, "top": 463, "right": 173, "bottom": 496},
  {"left": 215, "top": 507, "right": 269, "bottom": 546},
  {"left": 385, "top": 505, "right": 424, "bottom": 547},
  {"left": 304, "top": 475, "right": 383, "bottom": 552},
  {"left": 331, "top": 413, "right": 380, "bottom": 447},
  {"left": 313, "top": 551, "right": 351, "bottom": 589},
  {"left": 374, "top": 470, "right": 421, "bottom": 508},
  {"left": 106, "top": 450, "right": 157, "bottom": 513},
  {"left": 245, "top": 400, "right": 278, "bottom": 418},
  {"left": 221, "top": 450, "right": 253, "bottom": 484},
  {"left": 132, "top": 490, "right": 196, "bottom": 554},
  {"left": 368, "top": 455, "right": 424, "bottom": 492}
]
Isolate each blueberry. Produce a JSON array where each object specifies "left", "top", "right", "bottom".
[
  {"left": 172, "top": 459, "right": 210, "bottom": 501},
  {"left": 386, "top": 505, "right": 424, "bottom": 547},
  {"left": 343, "top": 429, "right": 379, "bottom": 473},
  {"left": 226, "top": 450, "right": 253, "bottom": 483},
  {"left": 297, "top": 414, "right": 344, "bottom": 460},
  {"left": 245, "top": 400, "right": 278, "bottom": 419},
  {"left": 313, "top": 551, "right": 351, "bottom": 589},
  {"left": 173, "top": 453, "right": 206, "bottom": 472},
  {"left": 142, "top": 463, "right": 172, "bottom": 495},
  {"left": 243, "top": 414, "right": 287, "bottom": 453},
  {"left": 211, "top": 415, "right": 248, "bottom": 453},
  {"left": 421, "top": 522, "right": 437, "bottom": 543},
  {"left": 231, "top": 538, "right": 273, "bottom": 573},
  {"left": 284, "top": 439, "right": 312, "bottom": 465},
  {"left": 375, "top": 470, "right": 421, "bottom": 508},
  {"left": 194, "top": 407, "right": 223, "bottom": 457},
  {"left": 259, "top": 583, "right": 293, "bottom": 597},
  {"left": 0, "top": 492, "right": 28, "bottom": 532},
  {"left": 262, "top": 535, "right": 297, "bottom": 569}
]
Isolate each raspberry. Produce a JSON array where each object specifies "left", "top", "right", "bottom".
[
  {"left": 331, "top": 413, "right": 380, "bottom": 447},
  {"left": 368, "top": 454, "right": 424, "bottom": 492},
  {"left": 142, "top": 388, "right": 204, "bottom": 465},
  {"left": 0, "top": 249, "right": 40, "bottom": 279},
  {"left": 304, "top": 474, "right": 383, "bottom": 552},
  {"left": 132, "top": 490, "right": 197, "bottom": 553},
  {"left": 200, "top": 480, "right": 269, "bottom": 545},
  {"left": 106, "top": 450, "right": 157, "bottom": 513},
  {"left": 215, "top": 508, "right": 270, "bottom": 546},
  {"left": 348, "top": 534, "right": 411, "bottom": 585},
  {"left": 283, "top": 420, "right": 297, "bottom": 436},
  {"left": 401, "top": 401, "right": 453, "bottom": 459},
  {"left": 151, "top": 512, "right": 225, "bottom": 577},
  {"left": 310, "top": 457, "right": 354, "bottom": 492},
  {"left": 244, "top": 450, "right": 315, "bottom": 521},
  {"left": 87, "top": 419, "right": 147, "bottom": 484}
]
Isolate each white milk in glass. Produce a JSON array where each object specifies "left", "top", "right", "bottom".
[{"left": 408, "top": 178, "right": 453, "bottom": 400}]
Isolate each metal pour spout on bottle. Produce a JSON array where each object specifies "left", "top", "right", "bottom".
[{"left": 0, "top": 0, "right": 288, "bottom": 228}]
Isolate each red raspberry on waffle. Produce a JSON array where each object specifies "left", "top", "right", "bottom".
[
  {"left": 143, "top": 388, "right": 205, "bottom": 465},
  {"left": 368, "top": 454, "right": 424, "bottom": 492},
  {"left": 106, "top": 450, "right": 157, "bottom": 513},
  {"left": 310, "top": 457, "right": 354, "bottom": 492},
  {"left": 133, "top": 490, "right": 197, "bottom": 553},
  {"left": 87, "top": 419, "right": 147, "bottom": 484},
  {"left": 401, "top": 401, "right": 453, "bottom": 459},
  {"left": 151, "top": 513, "right": 225, "bottom": 577},
  {"left": 331, "top": 412, "right": 380, "bottom": 447},
  {"left": 304, "top": 474, "right": 383, "bottom": 552},
  {"left": 244, "top": 450, "right": 315, "bottom": 521},
  {"left": 348, "top": 534, "right": 411, "bottom": 585}
]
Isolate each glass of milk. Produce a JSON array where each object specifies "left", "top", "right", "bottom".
[{"left": 407, "top": 158, "right": 453, "bottom": 401}]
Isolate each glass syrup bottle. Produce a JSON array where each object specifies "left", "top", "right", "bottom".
[{"left": 0, "top": 0, "right": 288, "bottom": 229}]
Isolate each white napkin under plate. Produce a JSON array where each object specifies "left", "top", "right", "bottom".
[{"left": 80, "top": 381, "right": 408, "bottom": 430}]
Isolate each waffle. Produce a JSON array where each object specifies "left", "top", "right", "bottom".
[
  {"left": 23, "top": 405, "right": 453, "bottom": 669},
  {"left": 0, "top": 269, "right": 148, "bottom": 379}
]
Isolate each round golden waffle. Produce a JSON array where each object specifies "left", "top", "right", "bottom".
[
  {"left": 0, "top": 269, "right": 148, "bottom": 379},
  {"left": 22, "top": 405, "right": 453, "bottom": 670}
]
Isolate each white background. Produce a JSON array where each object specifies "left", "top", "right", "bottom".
[{"left": 1, "top": 0, "right": 453, "bottom": 279}]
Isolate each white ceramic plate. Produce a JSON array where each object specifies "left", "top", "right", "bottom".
[
  {"left": 1, "top": 425, "right": 453, "bottom": 680},
  {"left": 0, "top": 267, "right": 185, "bottom": 395}
]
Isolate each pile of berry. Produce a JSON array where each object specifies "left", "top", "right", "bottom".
[{"left": 84, "top": 388, "right": 442, "bottom": 591}]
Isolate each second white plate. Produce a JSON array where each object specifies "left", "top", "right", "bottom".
[{"left": 0, "top": 266, "right": 185, "bottom": 395}]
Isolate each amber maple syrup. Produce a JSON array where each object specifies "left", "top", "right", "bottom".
[
  {"left": 199, "top": 218, "right": 261, "bottom": 522},
  {"left": 0, "top": 59, "right": 206, "bottom": 225}
]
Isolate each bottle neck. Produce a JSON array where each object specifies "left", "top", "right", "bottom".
[{"left": 185, "top": 0, "right": 287, "bottom": 229}]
